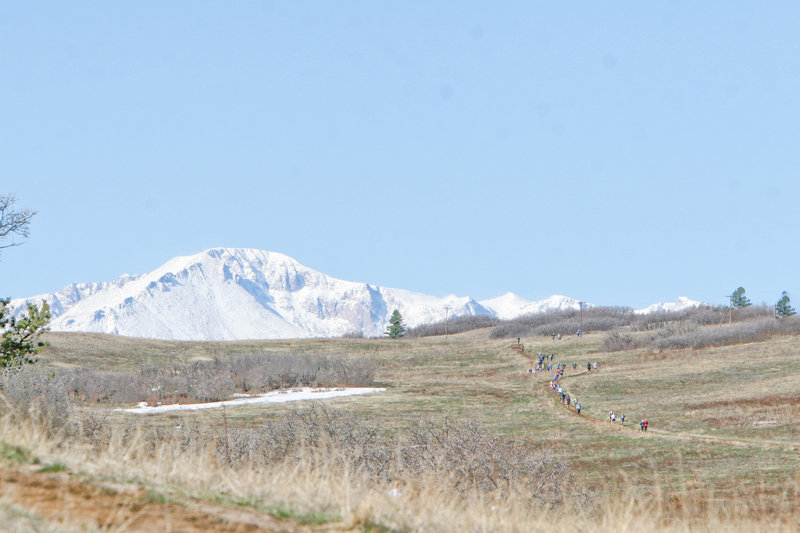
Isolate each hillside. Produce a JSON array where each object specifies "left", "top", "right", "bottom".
[{"left": 2, "top": 312, "right": 800, "bottom": 531}]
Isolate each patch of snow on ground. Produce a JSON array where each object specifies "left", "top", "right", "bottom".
[{"left": 116, "top": 387, "right": 386, "bottom": 414}]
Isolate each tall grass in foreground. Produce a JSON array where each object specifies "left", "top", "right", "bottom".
[{"left": 1, "top": 397, "right": 798, "bottom": 532}]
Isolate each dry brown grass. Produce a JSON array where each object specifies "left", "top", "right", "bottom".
[
  {"left": 2, "top": 326, "right": 800, "bottom": 530},
  {"left": 2, "top": 411, "right": 798, "bottom": 532}
]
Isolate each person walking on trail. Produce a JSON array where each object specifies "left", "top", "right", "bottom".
[
  {"left": 643, "top": 419, "right": 648, "bottom": 432},
  {"left": 640, "top": 420, "right": 645, "bottom": 432},
  {"left": 587, "top": 362, "right": 591, "bottom": 372},
  {"left": 620, "top": 414, "right": 625, "bottom": 426},
  {"left": 576, "top": 403, "right": 581, "bottom": 415},
  {"left": 593, "top": 361, "right": 598, "bottom": 370}
]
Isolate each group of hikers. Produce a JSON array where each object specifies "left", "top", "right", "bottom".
[
  {"left": 525, "top": 352, "right": 558, "bottom": 373},
  {"left": 526, "top": 352, "right": 649, "bottom": 432},
  {"left": 607, "top": 408, "right": 648, "bottom": 431},
  {"left": 551, "top": 329, "right": 583, "bottom": 341},
  {"left": 549, "top": 367, "right": 582, "bottom": 416}
]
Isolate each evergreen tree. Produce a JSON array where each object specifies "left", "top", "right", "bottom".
[
  {"left": 0, "top": 194, "right": 48, "bottom": 368},
  {"left": 0, "top": 298, "right": 51, "bottom": 368},
  {"left": 775, "top": 291, "right": 796, "bottom": 318},
  {"left": 730, "top": 287, "right": 752, "bottom": 308},
  {"left": 385, "top": 309, "right": 406, "bottom": 339}
]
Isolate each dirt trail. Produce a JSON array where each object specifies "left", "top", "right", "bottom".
[
  {"left": 0, "top": 463, "right": 317, "bottom": 532},
  {"left": 515, "top": 350, "right": 800, "bottom": 452}
]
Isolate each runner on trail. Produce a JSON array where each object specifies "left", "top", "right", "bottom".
[
  {"left": 643, "top": 419, "right": 648, "bottom": 432},
  {"left": 576, "top": 403, "right": 581, "bottom": 415},
  {"left": 620, "top": 414, "right": 625, "bottom": 426},
  {"left": 587, "top": 362, "right": 591, "bottom": 372},
  {"left": 640, "top": 420, "right": 645, "bottom": 431}
]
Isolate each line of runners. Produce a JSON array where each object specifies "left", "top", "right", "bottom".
[{"left": 528, "top": 353, "right": 649, "bottom": 432}]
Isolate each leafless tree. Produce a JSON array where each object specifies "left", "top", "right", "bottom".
[{"left": 0, "top": 194, "right": 37, "bottom": 253}]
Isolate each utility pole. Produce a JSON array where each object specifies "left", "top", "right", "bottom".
[
  {"left": 725, "top": 294, "right": 733, "bottom": 326},
  {"left": 444, "top": 306, "right": 452, "bottom": 341},
  {"left": 578, "top": 301, "right": 584, "bottom": 336}
]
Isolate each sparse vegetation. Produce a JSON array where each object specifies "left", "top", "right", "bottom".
[
  {"left": 406, "top": 314, "right": 500, "bottom": 337},
  {"left": 2, "top": 316, "right": 800, "bottom": 531},
  {"left": 1, "top": 351, "right": 375, "bottom": 407}
]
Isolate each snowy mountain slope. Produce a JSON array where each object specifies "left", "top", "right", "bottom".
[
  {"left": 633, "top": 296, "right": 703, "bottom": 315},
  {"left": 12, "top": 248, "right": 494, "bottom": 341},
  {"left": 479, "top": 293, "right": 588, "bottom": 320},
  {"left": 12, "top": 247, "right": 707, "bottom": 341}
]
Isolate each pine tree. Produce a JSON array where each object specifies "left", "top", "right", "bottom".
[
  {"left": 0, "top": 298, "right": 51, "bottom": 368},
  {"left": 730, "top": 287, "right": 752, "bottom": 308},
  {"left": 775, "top": 291, "right": 796, "bottom": 318},
  {"left": 385, "top": 309, "right": 406, "bottom": 339}
]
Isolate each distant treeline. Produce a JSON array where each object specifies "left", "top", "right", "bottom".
[
  {"left": 405, "top": 315, "right": 501, "bottom": 337},
  {"left": 407, "top": 305, "right": 799, "bottom": 353}
]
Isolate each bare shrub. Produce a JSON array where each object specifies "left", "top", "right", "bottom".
[
  {"left": 604, "top": 314, "right": 800, "bottom": 353},
  {"left": 490, "top": 307, "right": 634, "bottom": 339},
  {"left": 0, "top": 366, "right": 73, "bottom": 435},
  {"left": 214, "top": 405, "right": 582, "bottom": 507},
  {"left": 631, "top": 306, "right": 727, "bottom": 331},
  {"left": 602, "top": 331, "right": 640, "bottom": 352},
  {"left": 406, "top": 315, "right": 500, "bottom": 337},
  {"left": 339, "top": 330, "right": 365, "bottom": 338},
  {"left": 1, "top": 353, "right": 375, "bottom": 408},
  {"left": 651, "top": 317, "right": 800, "bottom": 351}
]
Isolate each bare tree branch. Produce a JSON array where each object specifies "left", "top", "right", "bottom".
[{"left": 0, "top": 194, "right": 37, "bottom": 251}]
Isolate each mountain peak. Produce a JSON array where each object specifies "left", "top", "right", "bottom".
[{"left": 12, "top": 248, "right": 705, "bottom": 341}]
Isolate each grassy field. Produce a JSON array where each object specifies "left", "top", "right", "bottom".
[{"left": 2, "top": 325, "right": 800, "bottom": 531}]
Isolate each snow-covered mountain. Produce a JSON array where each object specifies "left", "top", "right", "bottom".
[
  {"left": 13, "top": 248, "right": 496, "bottom": 341},
  {"left": 12, "top": 247, "right": 706, "bottom": 341},
  {"left": 479, "top": 293, "right": 587, "bottom": 320},
  {"left": 633, "top": 296, "right": 703, "bottom": 315}
]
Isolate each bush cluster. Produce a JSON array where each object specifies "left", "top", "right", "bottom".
[
  {"left": 602, "top": 306, "right": 797, "bottom": 352},
  {"left": 0, "top": 352, "right": 375, "bottom": 407},
  {"left": 405, "top": 315, "right": 500, "bottom": 337},
  {"left": 489, "top": 307, "right": 635, "bottom": 339},
  {"left": 218, "top": 405, "right": 580, "bottom": 506},
  {"left": 0, "top": 376, "right": 584, "bottom": 510}
]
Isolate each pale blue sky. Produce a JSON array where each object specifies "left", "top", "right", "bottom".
[{"left": 2, "top": 2, "right": 799, "bottom": 308}]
